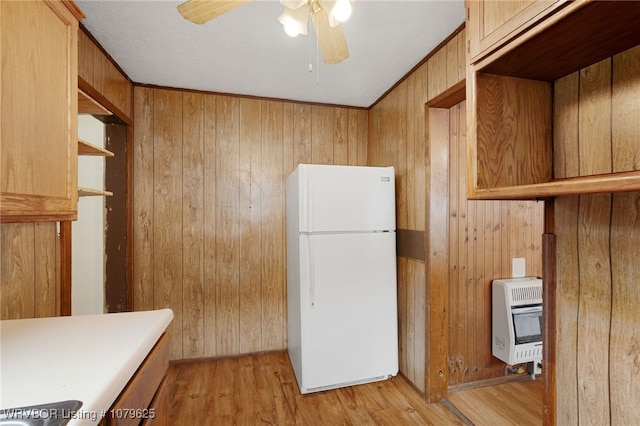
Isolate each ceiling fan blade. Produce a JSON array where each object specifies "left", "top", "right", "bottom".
[
  {"left": 310, "top": 6, "right": 349, "bottom": 64},
  {"left": 279, "top": 0, "right": 307, "bottom": 10},
  {"left": 177, "top": 0, "right": 252, "bottom": 24}
]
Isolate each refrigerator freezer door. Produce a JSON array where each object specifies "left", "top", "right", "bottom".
[
  {"left": 297, "top": 164, "right": 395, "bottom": 233},
  {"left": 297, "top": 232, "right": 398, "bottom": 393}
]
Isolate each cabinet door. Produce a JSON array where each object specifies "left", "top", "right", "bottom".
[
  {"left": 1, "top": 1, "right": 78, "bottom": 222},
  {"left": 466, "top": 0, "right": 566, "bottom": 63}
]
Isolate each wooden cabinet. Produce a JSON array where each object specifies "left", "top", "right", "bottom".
[
  {"left": 104, "top": 333, "right": 169, "bottom": 426},
  {"left": 466, "top": 0, "right": 567, "bottom": 63},
  {"left": 0, "top": 1, "right": 83, "bottom": 222},
  {"left": 467, "top": 1, "right": 640, "bottom": 199}
]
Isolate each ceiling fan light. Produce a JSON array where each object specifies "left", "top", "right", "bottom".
[
  {"left": 278, "top": 7, "right": 309, "bottom": 37},
  {"left": 331, "top": 0, "right": 352, "bottom": 23}
]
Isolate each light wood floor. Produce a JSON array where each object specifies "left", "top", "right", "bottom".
[
  {"left": 447, "top": 378, "right": 543, "bottom": 426},
  {"left": 167, "top": 351, "right": 542, "bottom": 425}
]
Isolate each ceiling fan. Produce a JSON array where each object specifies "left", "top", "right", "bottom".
[{"left": 177, "top": 0, "right": 352, "bottom": 64}]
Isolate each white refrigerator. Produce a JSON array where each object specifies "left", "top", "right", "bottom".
[{"left": 286, "top": 164, "right": 399, "bottom": 394}]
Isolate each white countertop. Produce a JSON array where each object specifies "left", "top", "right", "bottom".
[{"left": 0, "top": 309, "right": 173, "bottom": 425}]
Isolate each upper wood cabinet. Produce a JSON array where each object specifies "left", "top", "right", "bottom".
[
  {"left": 1, "top": 1, "right": 83, "bottom": 222},
  {"left": 466, "top": 1, "right": 640, "bottom": 199},
  {"left": 466, "top": 0, "right": 568, "bottom": 63}
]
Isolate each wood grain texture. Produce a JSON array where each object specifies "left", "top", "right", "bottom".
[
  {"left": 0, "top": 223, "right": 59, "bottom": 319},
  {"left": 132, "top": 90, "right": 368, "bottom": 360},
  {"left": 78, "top": 29, "right": 132, "bottom": 120},
  {"left": 609, "top": 193, "right": 640, "bottom": 425},
  {"left": 108, "top": 333, "right": 169, "bottom": 426},
  {"left": 475, "top": 73, "right": 552, "bottom": 189},
  {"left": 132, "top": 87, "right": 155, "bottom": 312},
  {"left": 612, "top": 45, "right": 640, "bottom": 173},
  {"left": 447, "top": 378, "right": 543, "bottom": 426},
  {"left": 370, "top": 30, "right": 545, "bottom": 397},
  {"left": 426, "top": 106, "right": 450, "bottom": 400},
  {"left": 168, "top": 352, "right": 465, "bottom": 426},
  {"left": 479, "top": 2, "right": 640, "bottom": 82},
  {"left": 428, "top": 100, "right": 544, "bottom": 391},
  {"left": 215, "top": 95, "right": 241, "bottom": 356},
  {"left": 1, "top": 0, "right": 78, "bottom": 220},
  {"left": 153, "top": 89, "right": 184, "bottom": 360},
  {"left": 466, "top": 0, "right": 559, "bottom": 63},
  {"left": 552, "top": 46, "right": 640, "bottom": 423},
  {"left": 182, "top": 93, "right": 205, "bottom": 358}
]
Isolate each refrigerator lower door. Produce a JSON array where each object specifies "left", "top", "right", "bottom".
[{"left": 297, "top": 232, "right": 398, "bottom": 393}]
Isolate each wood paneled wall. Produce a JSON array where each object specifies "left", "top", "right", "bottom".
[
  {"left": 553, "top": 45, "right": 640, "bottom": 424},
  {"left": 444, "top": 102, "right": 543, "bottom": 387},
  {"left": 368, "top": 28, "right": 465, "bottom": 393},
  {"left": 78, "top": 29, "right": 132, "bottom": 120},
  {"left": 0, "top": 223, "right": 60, "bottom": 319},
  {"left": 369, "top": 26, "right": 545, "bottom": 395},
  {"left": 132, "top": 86, "right": 368, "bottom": 360}
]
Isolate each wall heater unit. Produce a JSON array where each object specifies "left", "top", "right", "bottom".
[{"left": 492, "top": 277, "right": 543, "bottom": 365}]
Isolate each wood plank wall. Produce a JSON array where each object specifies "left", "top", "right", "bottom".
[
  {"left": 369, "top": 26, "right": 544, "bottom": 394},
  {"left": 444, "top": 103, "right": 543, "bottom": 387},
  {"left": 368, "top": 29, "right": 466, "bottom": 393},
  {"left": 553, "top": 45, "right": 640, "bottom": 424},
  {"left": 0, "top": 223, "right": 60, "bottom": 319},
  {"left": 78, "top": 29, "right": 132, "bottom": 120},
  {"left": 132, "top": 86, "right": 368, "bottom": 360}
]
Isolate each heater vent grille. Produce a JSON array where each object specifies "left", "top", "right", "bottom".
[{"left": 511, "top": 284, "right": 542, "bottom": 304}]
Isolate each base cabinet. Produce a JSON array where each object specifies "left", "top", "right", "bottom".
[{"left": 101, "top": 333, "right": 169, "bottom": 426}]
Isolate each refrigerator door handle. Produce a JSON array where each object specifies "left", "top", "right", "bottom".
[
  {"left": 307, "top": 173, "right": 313, "bottom": 233},
  {"left": 308, "top": 237, "right": 316, "bottom": 307}
]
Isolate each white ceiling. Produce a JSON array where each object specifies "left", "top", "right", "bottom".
[{"left": 76, "top": 0, "right": 465, "bottom": 108}]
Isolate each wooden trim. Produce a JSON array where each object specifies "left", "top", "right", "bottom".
[
  {"left": 79, "top": 24, "right": 133, "bottom": 84},
  {"left": 468, "top": 170, "right": 640, "bottom": 200},
  {"left": 542, "top": 202, "right": 557, "bottom": 425},
  {"left": 133, "top": 82, "right": 369, "bottom": 111},
  {"left": 425, "top": 105, "right": 450, "bottom": 402},
  {"left": 105, "top": 124, "right": 129, "bottom": 312},
  {"left": 126, "top": 125, "right": 134, "bottom": 312},
  {"left": 427, "top": 80, "right": 466, "bottom": 109},
  {"left": 168, "top": 349, "right": 287, "bottom": 366},
  {"left": 447, "top": 371, "right": 534, "bottom": 393},
  {"left": 62, "top": 0, "right": 85, "bottom": 21},
  {"left": 396, "top": 229, "right": 426, "bottom": 262},
  {"left": 370, "top": 22, "right": 466, "bottom": 109},
  {"left": 0, "top": 213, "right": 75, "bottom": 224},
  {"left": 60, "top": 221, "right": 72, "bottom": 316},
  {"left": 79, "top": 76, "right": 132, "bottom": 125}
]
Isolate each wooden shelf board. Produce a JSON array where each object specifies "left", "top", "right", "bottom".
[
  {"left": 469, "top": 171, "right": 640, "bottom": 200},
  {"left": 78, "top": 187, "right": 113, "bottom": 197},
  {"left": 78, "top": 139, "right": 114, "bottom": 157},
  {"left": 78, "top": 88, "right": 112, "bottom": 116},
  {"left": 479, "top": 2, "right": 640, "bottom": 81}
]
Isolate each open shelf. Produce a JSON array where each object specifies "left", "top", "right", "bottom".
[
  {"left": 78, "top": 187, "right": 113, "bottom": 197},
  {"left": 78, "top": 88, "right": 112, "bottom": 116},
  {"left": 469, "top": 171, "right": 640, "bottom": 200},
  {"left": 468, "top": 1, "right": 640, "bottom": 200},
  {"left": 78, "top": 138, "right": 114, "bottom": 157}
]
